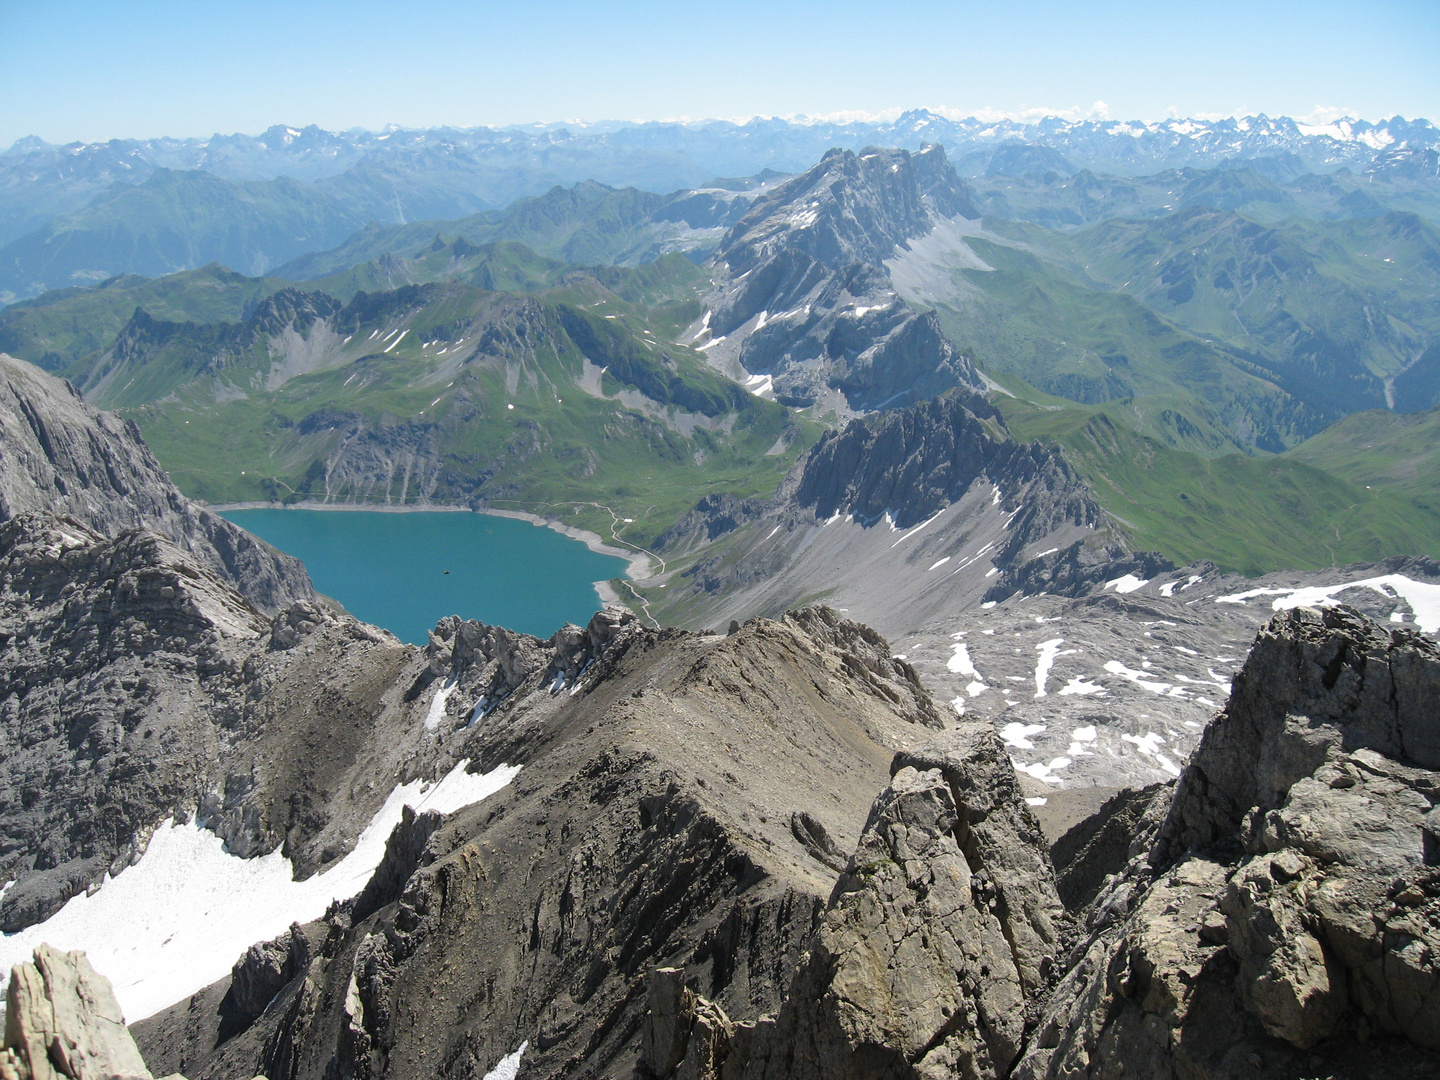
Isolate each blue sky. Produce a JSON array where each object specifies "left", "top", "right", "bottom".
[{"left": 2, "top": 0, "right": 1437, "bottom": 145}]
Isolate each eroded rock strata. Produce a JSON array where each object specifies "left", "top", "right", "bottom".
[{"left": 0, "top": 353, "right": 314, "bottom": 616}]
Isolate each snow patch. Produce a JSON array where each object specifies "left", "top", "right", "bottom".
[
  {"left": 1105, "top": 574, "right": 1149, "bottom": 594},
  {"left": 1000, "top": 722, "right": 1046, "bottom": 750},
  {"left": 0, "top": 760, "right": 520, "bottom": 1022},
  {"left": 1012, "top": 758, "right": 1071, "bottom": 784},
  {"left": 1058, "top": 677, "right": 1104, "bottom": 697},
  {"left": 424, "top": 678, "right": 458, "bottom": 730},
  {"left": 891, "top": 508, "right": 945, "bottom": 548},
  {"left": 1122, "top": 733, "right": 1180, "bottom": 776},
  {"left": 1159, "top": 575, "right": 1204, "bottom": 597},
  {"left": 483, "top": 1041, "right": 529, "bottom": 1080},
  {"left": 1033, "top": 638, "right": 1076, "bottom": 698},
  {"left": 947, "top": 643, "right": 978, "bottom": 677},
  {"left": 1103, "top": 660, "right": 1172, "bottom": 694},
  {"left": 1214, "top": 574, "right": 1440, "bottom": 634}
]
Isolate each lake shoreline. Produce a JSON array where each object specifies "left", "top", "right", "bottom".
[{"left": 209, "top": 500, "right": 655, "bottom": 581}]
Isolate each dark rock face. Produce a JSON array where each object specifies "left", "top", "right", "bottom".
[
  {"left": 1158, "top": 605, "right": 1440, "bottom": 861},
  {"left": 1013, "top": 606, "right": 1440, "bottom": 1079},
  {"left": 792, "top": 389, "right": 1092, "bottom": 533},
  {"left": 653, "top": 390, "right": 1128, "bottom": 639},
  {"left": 1050, "top": 784, "right": 1167, "bottom": 911},
  {"left": 0, "top": 352, "right": 314, "bottom": 615}
]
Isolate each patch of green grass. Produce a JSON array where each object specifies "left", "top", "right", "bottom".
[
  {"left": 110, "top": 269, "right": 811, "bottom": 548},
  {"left": 1284, "top": 406, "right": 1440, "bottom": 501},
  {"left": 998, "top": 389, "right": 1440, "bottom": 574}
]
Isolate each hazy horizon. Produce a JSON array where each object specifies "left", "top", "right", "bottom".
[
  {"left": 6, "top": 105, "right": 1438, "bottom": 153},
  {"left": 2, "top": 0, "right": 1436, "bottom": 147}
]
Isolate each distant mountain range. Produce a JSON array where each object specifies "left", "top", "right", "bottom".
[
  {"left": 2, "top": 111, "right": 1437, "bottom": 299},
  {"left": 4, "top": 136, "right": 1438, "bottom": 582}
]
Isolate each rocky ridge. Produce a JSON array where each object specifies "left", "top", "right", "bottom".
[
  {"left": 648, "top": 390, "right": 1134, "bottom": 639},
  {"left": 0, "top": 354, "right": 313, "bottom": 615},
  {"left": 131, "top": 606, "right": 948, "bottom": 1080}
]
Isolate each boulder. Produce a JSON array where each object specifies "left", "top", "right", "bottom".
[{"left": 3, "top": 944, "right": 153, "bottom": 1080}]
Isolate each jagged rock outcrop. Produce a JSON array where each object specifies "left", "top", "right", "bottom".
[
  {"left": 651, "top": 390, "right": 1128, "bottom": 638},
  {"left": 133, "top": 608, "right": 947, "bottom": 1080},
  {"left": 640, "top": 723, "right": 1069, "bottom": 1080},
  {"left": 791, "top": 390, "right": 1095, "bottom": 534},
  {"left": 0, "top": 353, "right": 314, "bottom": 615},
  {"left": 3, "top": 945, "right": 155, "bottom": 1080},
  {"left": 1012, "top": 606, "right": 1440, "bottom": 1079},
  {"left": 1049, "top": 785, "right": 1168, "bottom": 911}
]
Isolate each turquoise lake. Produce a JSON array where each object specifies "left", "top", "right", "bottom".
[{"left": 222, "top": 509, "right": 630, "bottom": 644}]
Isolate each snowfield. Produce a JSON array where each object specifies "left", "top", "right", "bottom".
[{"left": 0, "top": 760, "right": 520, "bottom": 1022}]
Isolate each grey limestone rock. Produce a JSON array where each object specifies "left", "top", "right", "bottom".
[
  {"left": 655, "top": 391, "right": 1123, "bottom": 640},
  {"left": 892, "top": 724, "right": 1072, "bottom": 995},
  {"left": 0, "top": 353, "right": 314, "bottom": 616},
  {"left": 644, "top": 753, "right": 1055, "bottom": 1080},
  {"left": 1012, "top": 606, "right": 1440, "bottom": 1079},
  {"left": 1157, "top": 604, "right": 1440, "bottom": 863},
  {"left": 4, "top": 944, "right": 154, "bottom": 1080},
  {"left": 752, "top": 764, "right": 1028, "bottom": 1080}
]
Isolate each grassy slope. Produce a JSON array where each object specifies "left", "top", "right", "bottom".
[
  {"left": 994, "top": 375, "right": 1440, "bottom": 573},
  {"left": 0, "top": 264, "right": 294, "bottom": 374},
  {"left": 100, "top": 264, "right": 809, "bottom": 548},
  {"left": 1062, "top": 209, "right": 1440, "bottom": 416},
  {"left": 933, "top": 236, "right": 1312, "bottom": 453},
  {"left": 1284, "top": 406, "right": 1440, "bottom": 500}
]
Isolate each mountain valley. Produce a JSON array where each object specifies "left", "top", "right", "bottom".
[{"left": 1, "top": 108, "right": 1439, "bottom": 1080}]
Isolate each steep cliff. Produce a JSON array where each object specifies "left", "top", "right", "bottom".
[{"left": 0, "top": 353, "right": 314, "bottom": 614}]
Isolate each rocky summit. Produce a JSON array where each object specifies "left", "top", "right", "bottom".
[{"left": 689, "top": 146, "right": 985, "bottom": 414}]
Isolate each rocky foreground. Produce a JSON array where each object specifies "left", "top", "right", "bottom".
[
  {"left": 2, "top": 601, "right": 1437, "bottom": 1080},
  {"left": 37, "top": 603, "right": 1403, "bottom": 1080}
]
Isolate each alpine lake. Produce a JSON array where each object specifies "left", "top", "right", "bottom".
[{"left": 221, "top": 509, "right": 631, "bottom": 645}]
